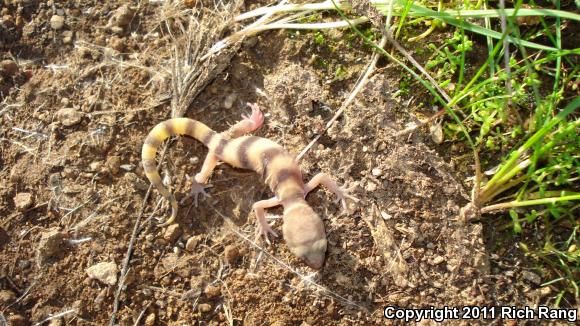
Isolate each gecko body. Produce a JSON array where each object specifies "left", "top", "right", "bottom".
[{"left": 142, "top": 105, "right": 357, "bottom": 269}]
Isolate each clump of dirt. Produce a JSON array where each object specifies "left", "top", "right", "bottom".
[{"left": 0, "top": 0, "right": 548, "bottom": 324}]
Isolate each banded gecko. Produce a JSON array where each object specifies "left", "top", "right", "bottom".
[{"left": 141, "top": 104, "right": 358, "bottom": 269}]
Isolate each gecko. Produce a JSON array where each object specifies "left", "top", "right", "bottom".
[{"left": 141, "top": 104, "right": 358, "bottom": 269}]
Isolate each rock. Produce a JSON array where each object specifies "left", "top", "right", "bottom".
[
  {"left": 0, "top": 289, "right": 16, "bottom": 305},
  {"left": 223, "top": 93, "right": 236, "bottom": 109},
  {"left": 68, "top": 8, "right": 81, "bottom": 17},
  {"left": 56, "top": 108, "right": 83, "bottom": 127},
  {"left": 429, "top": 123, "right": 444, "bottom": 144},
  {"left": 204, "top": 284, "right": 221, "bottom": 299},
  {"left": 110, "top": 5, "right": 135, "bottom": 28},
  {"left": 13, "top": 192, "right": 33, "bottom": 211},
  {"left": 163, "top": 224, "right": 182, "bottom": 243},
  {"left": 371, "top": 168, "right": 382, "bottom": 177},
  {"left": 522, "top": 270, "right": 542, "bottom": 286},
  {"left": 365, "top": 181, "right": 377, "bottom": 192},
  {"left": 123, "top": 172, "right": 149, "bottom": 191},
  {"left": 1, "top": 59, "right": 19, "bottom": 77},
  {"left": 86, "top": 261, "right": 118, "bottom": 285},
  {"left": 110, "top": 26, "right": 124, "bottom": 35},
  {"left": 185, "top": 236, "right": 199, "bottom": 251},
  {"left": 105, "top": 155, "right": 121, "bottom": 174},
  {"left": 431, "top": 256, "right": 445, "bottom": 265},
  {"left": 224, "top": 245, "right": 241, "bottom": 264},
  {"left": 89, "top": 161, "right": 103, "bottom": 172},
  {"left": 50, "top": 15, "right": 65, "bottom": 30},
  {"left": 2, "top": 14, "right": 15, "bottom": 28},
  {"left": 62, "top": 30, "right": 73, "bottom": 44},
  {"left": 144, "top": 313, "right": 156, "bottom": 326},
  {"left": 198, "top": 303, "right": 212, "bottom": 313},
  {"left": 36, "top": 228, "right": 68, "bottom": 266},
  {"left": 109, "top": 36, "right": 125, "bottom": 52}
]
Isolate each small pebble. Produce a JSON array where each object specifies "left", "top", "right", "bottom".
[
  {"left": 2, "top": 14, "right": 14, "bottom": 28},
  {"left": 106, "top": 155, "right": 121, "bottom": 174},
  {"left": 0, "top": 59, "right": 19, "bottom": 77},
  {"left": 50, "top": 15, "right": 65, "bottom": 30},
  {"left": 109, "top": 36, "right": 126, "bottom": 52},
  {"left": 204, "top": 284, "right": 221, "bottom": 299},
  {"left": 430, "top": 123, "right": 444, "bottom": 144},
  {"left": 13, "top": 192, "right": 33, "bottom": 211},
  {"left": 365, "top": 182, "right": 377, "bottom": 192},
  {"left": 224, "top": 245, "right": 241, "bottom": 264},
  {"left": 371, "top": 168, "right": 382, "bottom": 177},
  {"left": 111, "top": 5, "right": 135, "bottom": 28},
  {"left": 0, "top": 289, "right": 16, "bottom": 305},
  {"left": 36, "top": 228, "right": 68, "bottom": 266},
  {"left": 223, "top": 93, "right": 236, "bottom": 109},
  {"left": 185, "top": 236, "right": 198, "bottom": 251},
  {"left": 163, "top": 224, "right": 182, "bottom": 243},
  {"left": 86, "top": 261, "right": 118, "bottom": 285},
  {"left": 57, "top": 108, "right": 83, "bottom": 127},
  {"left": 380, "top": 211, "right": 391, "bottom": 220},
  {"left": 62, "top": 30, "right": 73, "bottom": 44},
  {"left": 89, "top": 161, "right": 102, "bottom": 172},
  {"left": 522, "top": 271, "right": 542, "bottom": 285},
  {"left": 198, "top": 303, "right": 212, "bottom": 313},
  {"left": 144, "top": 313, "right": 156, "bottom": 326}
]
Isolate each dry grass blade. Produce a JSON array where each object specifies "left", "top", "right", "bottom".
[{"left": 163, "top": 0, "right": 245, "bottom": 118}]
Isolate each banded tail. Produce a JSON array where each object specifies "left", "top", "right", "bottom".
[{"left": 141, "top": 118, "right": 219, "bottom": 225}]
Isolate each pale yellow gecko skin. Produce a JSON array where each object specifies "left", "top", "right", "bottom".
[{"left": 142, "top": 106, "right": 356, "bottom": 269}]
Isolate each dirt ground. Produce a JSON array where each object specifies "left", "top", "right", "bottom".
[{"left": 0, "top": 1, "right": 569, "bottom": 325}]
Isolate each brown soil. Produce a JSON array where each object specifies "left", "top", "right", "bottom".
[{"left": 0, "top": 1, "right": 558, "bottom": 325}]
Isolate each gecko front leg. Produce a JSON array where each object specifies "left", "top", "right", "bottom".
[
  {"left": 226, "top": 103, "right": 264, "bottom": 138},
  {"left": 304, "top": 173, "right": 359, "bottom": 209},
  {"left": 252, "top": 197, "right": 281, "bottom": 244}
]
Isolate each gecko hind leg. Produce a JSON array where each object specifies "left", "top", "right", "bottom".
[{"left": 180, "top": 152, "right": 217, "bottom": 207}]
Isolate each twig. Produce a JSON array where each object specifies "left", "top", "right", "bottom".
[
  {"left": 109, "top": 186, "right": 151, "bottom": 326},
  {"left": 109, "top": 141, "right": 171, "bottom": 325},
  {"left": 133, "top": 302, "right": 151, "bottom": 326}
]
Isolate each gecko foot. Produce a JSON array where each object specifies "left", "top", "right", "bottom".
[
  {"left": 332, "top": 183, "right": 360, "bottom": 210},
  {"left": 255, "top": 219, "right": 279, "bottom": 245},
  {"left": 180, "top": 175, "right": 212, "bottom": 207},
  {"left": 241, "top": 103, "right": 264, "bottom": 132}
]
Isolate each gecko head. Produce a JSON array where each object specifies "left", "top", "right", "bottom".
[{"left": 282, "top": 201, "right": 327, "bottom": 269}]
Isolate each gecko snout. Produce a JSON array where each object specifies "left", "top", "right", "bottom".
[{"left": 282, "top": 203, "right": 327, "bottom": 269}]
